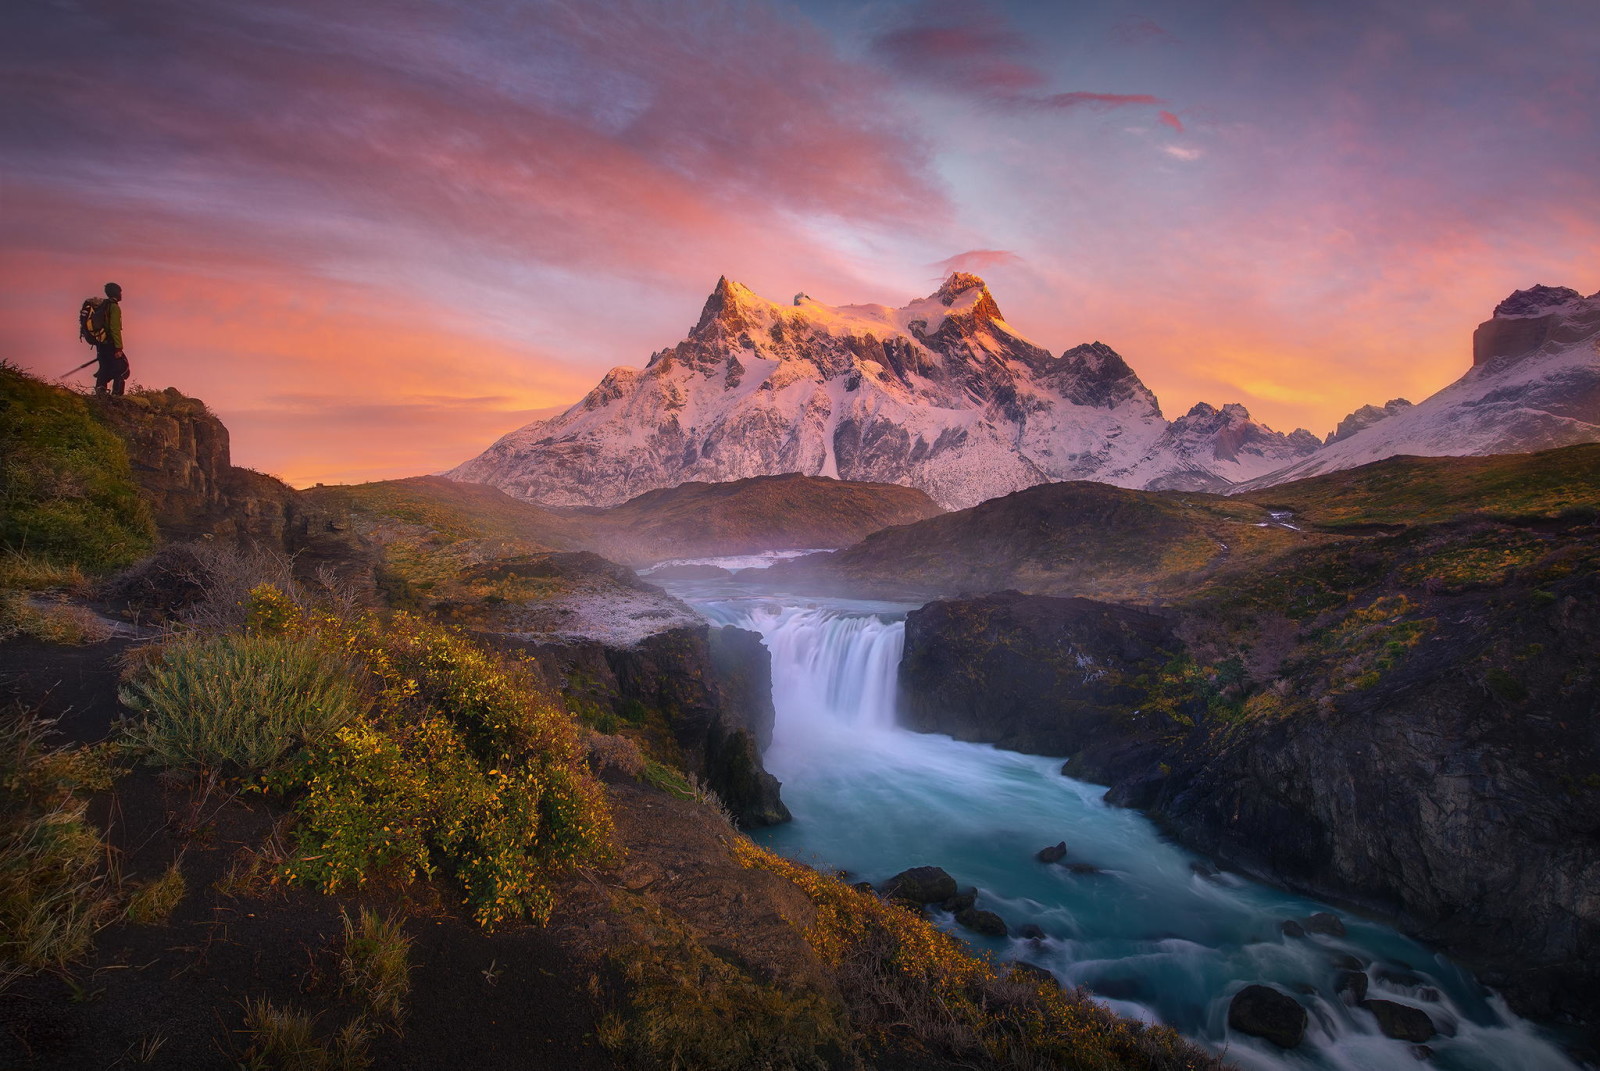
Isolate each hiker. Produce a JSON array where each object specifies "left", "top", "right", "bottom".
[{"left": 93, "top": 282, "right": 129, "bottom": 395}]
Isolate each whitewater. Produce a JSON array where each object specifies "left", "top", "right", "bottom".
[{"left": 652, "top": 561, "right": 1586, "bottom": 1071}]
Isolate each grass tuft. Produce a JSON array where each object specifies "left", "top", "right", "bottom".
[
  {"left": 0, "top": 712, "right": 119, "bottom": 972},
  {"left": 239, "top": 997, "right": 371, "bottom": 1071},
  {"left": 338, "top": 907, "right": 411, "bottom": 1024},
  {"left": 124, "top": 862, "right": 186, "bottom": 925},
  {"left": 119, "top": 631, "right": 363, "bottom": 774}
]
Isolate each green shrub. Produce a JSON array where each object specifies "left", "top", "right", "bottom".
[
  {"left": 276, "top": 611, "right": 614, "bottom": 927},
  {"left": 0, "top": 363, "right": 155, "bottom": 572},
  {"left": 0, "top": 712, "right": 119, "bottom": 970},
  {"left": 119, "top": 632, "right": 363, "bottom": 773}
]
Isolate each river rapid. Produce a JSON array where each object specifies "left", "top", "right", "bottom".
[{"left": 652, "top": 559, "right": 1586, "bottom": 1071}]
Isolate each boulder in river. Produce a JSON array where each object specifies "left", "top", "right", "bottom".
[
  {"left": 1361, "top": 999, "right": 1437, "bottom": 1042},
  {"left": 1281, "top": 919, "right": 1306, "bottom": 938},
  {"left": 1037, "top": 841, "right": 1068, "bottom": 863},
  {"left": 956, "top": 907, "right": 1008, "bottom": 937},
  {"left": 1228, "top": 984, "right": 1308, "bottom": 1049},
  {"left": 942, "top": 888, "right": 978, "bottom": 913},
  {"left": 1334, "top": 970, "right": 1369, "bottom": 1003},
  {"left": 879, "top": 866, "right": 957, "bottom": 904},
  {"left": 1008, "top": 961, "right": 1060, "bottom": 989},
  {"left": 1304, "top": 912, "right": 1346, "bottom": 936},
  {"left": 1018, "top": 924, "right": 1046, "bottom": 941}
]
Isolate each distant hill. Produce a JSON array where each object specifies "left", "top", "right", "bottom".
[
  {"left": 762, "top": 443, "right": 1600, "bottom": 601},
  {"left": 304, "top": 472, "right": 942, "bottom": 571}
]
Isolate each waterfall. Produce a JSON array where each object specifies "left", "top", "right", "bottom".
[{"left": 714, "top": 602, "right": 904, "bottom": 734}]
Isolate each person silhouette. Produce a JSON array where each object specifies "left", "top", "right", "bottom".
[{"left": 93, "top": 281, "right": 129, "bottom": 396}]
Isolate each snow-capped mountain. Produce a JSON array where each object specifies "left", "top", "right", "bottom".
[
  {"left": 1240, "top": 285, "right": 1600, "bottom": 490},
  {"left": 448, "top": 274, "right": 1316, "bottom": 509}
]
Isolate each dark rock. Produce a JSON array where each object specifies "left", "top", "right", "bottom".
[
  {"left": 942, "top": 889, "right": 977, "bottom": 913},
  {"left": 1411, "top": 1045, "right": 1433, "bottom": 1061},
  {"left": 1281, "top": 920, "right": 1306, "bottom": 938},
  {"left": 1330, "top": 954, "right": 1366, "bottom": 971},
  {"left": 879, "top": 867, "right": 957, "bottom": 904},
  {"left": 955, "top": 908, "right": 1008, "bottom": 937},
  {"left": 1189, "top": 861, "right": 1221, "bottom": 880},
  {"left": 1361, "top": 999, "right": 1436, "bottom": 1043},
  {"left": 899, "top": 591, "right": 1183, "bottom": 777},
  {"left": 1334, "top": 970, "right": 1369, "bottom": 1004},
  {"left": 1304, "top": 912, "right": 1346, "bottom": 937},
  {"left": 1228, "top": 985, "right": 1307, "bottom": 1049},
  {"left": 1037, "top": 841, "right": 1067, "bottom": 863},
  {"left": 1008, "top": 962, "right": 1060, "bottom": 989},
  {"left": 851, "top": 881, "right": 874, "bottom": 894},
  {"left": 1066, "top": 863, "right": 1102, "bottom": 875},
  {"left": 1018, "top": 924, "right": 1046, "bottom": 941}
]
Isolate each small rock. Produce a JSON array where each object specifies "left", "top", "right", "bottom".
[
  {"left": 1036, "top": 841, "right": 1068, "bottom": 863},
  {"left": 1228, "top": 984, "right": 1308, "bottom": 1049},
  {"left": 1304, "top": 912, "right": 1346, "bottom": 937},
  {"left": 1009, "top": 961, "right": 1060, "bottom": 989},
  {"left": 1066, "top": 863, "right": 1102, "bottom": 875},
  {"left": 1361, "top": 999, "right": 1437, "bottom": 1043},
  {"left": 1334, "top": 970, "right": 1369, "bottom": 1004},
  {"left": 1018, "top": 924, "right": 1046, "bottom": 941},
  {"left": 1280, "top": 920, "right": 1306, "bottom": 938},
  {"left": 1189, "top": 861, "right": 1221, "bottom": 879},
  {"left": 956, "top": 908, "right": 1008, "bottom": 937},
  {"left": 1412, "top": 1045, "right": 1434, "bottom": 1061},
  {"left": 1330, "top": 953, "right": 1366, "bottom": 971},
  {"left": 878, "top": 866, "right": 957, "bottom": 904},
  {"left": 942, "top": 888, "right": 977, "bottom": 913}
]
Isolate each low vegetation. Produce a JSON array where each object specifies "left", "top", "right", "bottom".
[
  {"left": 119, "top": 627, "right": 365, "bottom": 773},
  {"left": 0, "top": 712, "right": 119, "bottom": 975},
  {"left": 0, "top": 363, "right": 155, "bottom": 574},
  {"left": 338, "top": 907, "right": 412, "bottom": 1025},
  {"left": 730, "top": 839, "right": 1221, "bottom": 1070}
]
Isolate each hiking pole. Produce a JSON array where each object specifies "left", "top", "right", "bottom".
[{"left": 59, "top": 357, "right": 97, "bottom": 378}]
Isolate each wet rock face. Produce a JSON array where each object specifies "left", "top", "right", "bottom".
[
  {"left": 898, "top": 592, "right": 1181, "bottom": 777},
  {"left": 1228, "top": 984, "right": 1307, "bottom": 1049},
  {"left": 518, "top": 623, "right": 789, "bottom": 829},
  {"left": 1361, "top": 999, "right": 1436, "bottom": 1042}
]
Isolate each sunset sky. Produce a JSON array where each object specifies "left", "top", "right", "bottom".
[{"left": 3, "top": 0, "right": 1597, "bottom": 487}]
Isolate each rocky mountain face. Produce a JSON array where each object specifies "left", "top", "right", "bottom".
[
  {"left": 1242, "top": 284, "right": 1600, "bottom": 490},
  {"left": 449, "top": 275, "right": 1317, "bottom": 509}
]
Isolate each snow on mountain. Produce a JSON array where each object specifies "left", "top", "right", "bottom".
[
  {"left": 1326, "top": 398, "right": 1413, "bottom": 444},
  {"left": 1240, "top": 285, "right": 1600, "bottom": 491},
  {"left": 447, "top": 274, "right": 1318, "bottom": 509}
]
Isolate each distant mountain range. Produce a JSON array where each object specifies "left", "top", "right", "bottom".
[{"left": 449, "top": 277, "right": 1600, "bottom": 507}]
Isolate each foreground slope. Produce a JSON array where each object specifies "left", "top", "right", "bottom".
[{"left": 449, "top": 274, "right": 1317, "bottom": 508}]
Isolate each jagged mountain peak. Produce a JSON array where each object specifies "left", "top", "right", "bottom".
[
  {"left": 1493, "top": 284, "right": 1586, "bottom": 318},
  {"left": 449, "top": 276, "right": 1331, "bottom": 508}
]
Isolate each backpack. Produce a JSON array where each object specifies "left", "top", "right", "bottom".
[{"left": 79, "top": 296, "right": 108, "bottom": 346}]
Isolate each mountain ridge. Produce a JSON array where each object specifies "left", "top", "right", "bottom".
[{"left": 448, "top": 274, "right": 1317, "bottom": 508}]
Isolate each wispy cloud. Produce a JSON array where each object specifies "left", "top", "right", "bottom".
[
  {"left": 933, "top": 249, "right": 1024, "bottom": 278},
  {"left": 871, "top": 0, "right": 1172, "bottom": 119}
]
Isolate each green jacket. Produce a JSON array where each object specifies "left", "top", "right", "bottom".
[{"left": 103, "top": 299, "right": 122, "bottom": 349}]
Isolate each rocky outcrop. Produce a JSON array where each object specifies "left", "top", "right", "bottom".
[
  {"left": 516, "top": 621, "right": 788, "bottom": 828},
  {"left": 1106, "top": 402, "right": 1320, "bottom": 493},
  {"left": 1326, "top": 398, "right": 1412, "bottom": 444},
  {"left": 90, "top": 387, "right": 377, "bottom": 594},
  {"left": 899, "top": 592, "right": 1182, "bottom": 780}
]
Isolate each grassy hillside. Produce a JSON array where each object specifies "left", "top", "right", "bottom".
[
  {"left": 1239, "top": 443, "right": 1600, "bottom": 528},
  {"left": 0, "top": 364, "right": 155, "bottom": 575}
]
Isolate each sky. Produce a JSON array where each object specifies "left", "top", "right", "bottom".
[{"left": 3, "top": 0, "right": 1597, "bottom": 487}]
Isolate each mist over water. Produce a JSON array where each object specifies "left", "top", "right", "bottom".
[{"left": 666, "top": 572, "right": 1585, "bottom": 1071}]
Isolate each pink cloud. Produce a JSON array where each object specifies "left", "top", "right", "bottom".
[
  {"left": 933, "top": 250, "right": 1024, "bottom": 278},
  {"left": 1158, "top": 110, "right": 1185, "bottom": 133}
]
